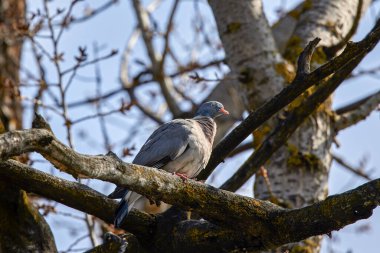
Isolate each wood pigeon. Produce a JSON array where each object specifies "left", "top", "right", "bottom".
[{"left": 108, "top": 101, "right": 229, "bottom": 228}]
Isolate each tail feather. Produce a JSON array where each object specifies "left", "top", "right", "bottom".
[
  {"left": 114, "top": 197, "right": 129, "bottom": 228},
  {"left": 108, "top": 186, "right": 128, "bottom": 199},
  {"left": 114, "top": 191, "right": 142, "bottom": 228}
]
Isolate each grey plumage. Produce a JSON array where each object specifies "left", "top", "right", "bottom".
[{"left": 109, "top": 101, "right": 228, "bottom": 228}]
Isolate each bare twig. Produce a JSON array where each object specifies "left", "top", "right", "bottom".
[
  {"left": 132, "top": 0, "right": 182, "bottom": 117},
  {"left": 332, "top": 153, "right": 372, "bottom": 181},
  {"left": 43, "top": 0, "right": 74, "bottom": 147},
  {"left": 70, "top": 102, "right": 133, "bottom": 125},
  {"left": 93, "top": 43, "right": 111, "bottom": 151},
  {"left": 61, "top": 49, "right": 118, "bottom": 76},
  {"left": 61, "top": 234, "right": 89, "bottom": 253},
  {"left": 127, "top": 88, "right": 164, "bottom": 124},
  {"left": 70, "top": 0, "right": 119, "bottom": 24},
  {"left": 68, "top": 88, "right": 123, "bottom": 108},
  {"left": 84, "top": 214, "right": 99, "bottom": 248},
  {"left": 159, "top": 0, "right": 180, "bottom": 71},
  {"left": 120, "top": 28, "right": 140, "bottom": 88}
]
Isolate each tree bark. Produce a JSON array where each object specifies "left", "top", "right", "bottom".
[
  {"left": 258, "top": 1, "right": 370, "bottom": 252},
  {"left": 208, "top": 0, "right": 372, "bottom": 252}
]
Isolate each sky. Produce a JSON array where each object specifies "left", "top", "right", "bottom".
[{"left": 20, "top": 0, "right": 380, "bottom": 252}]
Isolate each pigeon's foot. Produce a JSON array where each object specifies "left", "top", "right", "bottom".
[
  {"left": 174, "top": 172, "right": 189, "bottom": 182},
  {"left": 148, "top": 198, "right": 162, "bottom": 207}
]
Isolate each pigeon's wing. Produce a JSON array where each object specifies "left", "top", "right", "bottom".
[
  {"left": 133, "top": 119, "right": 191, "bottom": 168},
  {"left": 108, "top": 119, "right": 192, "bottom": 199}
]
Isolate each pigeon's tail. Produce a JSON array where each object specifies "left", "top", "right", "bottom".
[
  {"left": 108, "top": 186, "right": 127, "bottom": 199},
  {"left": 114, "top": 191, "right": 143, "bottom": 228},
  {"left": 114, "top": 196, "right": 129, "bottom": 228}
]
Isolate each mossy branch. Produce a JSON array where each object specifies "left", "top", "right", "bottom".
[
  {"left": 0, "top": 160, "right": 154, "bottom": 240},
  {"left": 0, "top": 122, "right": 379, "bottom": 252},
  {"left": 0, "top": 160, "right": 256, "bottom": 252}
]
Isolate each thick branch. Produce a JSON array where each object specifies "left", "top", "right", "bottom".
[
  {"left": 0, "top": 160, "right": 260, "bottom": 252},
  {"left": 200, "top": 18, "right": 380, "bottom": 180},
  {"left": 0, "top": 160, "right": 154, "bottom": 240},
  {"left": 271, "top": 178, "right": 380, "bottom": 246},
  {"left": 334, "top": 89, "right": 380, "bottom": 131},
  {"left": 0, "top": 128, "right": 379, "bottom": 251},
  {"left": 0, "top": 128, "right": 279, "bottom": 237}
]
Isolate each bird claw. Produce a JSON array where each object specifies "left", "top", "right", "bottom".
[
  {"left": 148, "top": 199, "right": 162, "bottom": 207},
  {"left": 104, "top": 232, "right": 124, "bottom": 243},
  {"left": 174, "top": 172, "right": 189, "bottom": 182}
]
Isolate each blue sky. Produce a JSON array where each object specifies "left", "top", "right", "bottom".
[{"left": 21, "top": 1, "right": 380, "bottom": 252}]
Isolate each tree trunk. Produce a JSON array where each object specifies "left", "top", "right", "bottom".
[
  {"left": 209, "top": 0, "right": 371, "bottom": 252},
  {"left": 0, "top": 1, "right": 57, "bottom": 252}
]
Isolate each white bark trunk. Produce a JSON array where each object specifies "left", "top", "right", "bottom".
[
  {"left": 209, "top": 0, "right": 372, "bottom": 252},
  {"left": 255, "top": 1, "right": 371, "bottom": 252},
  {"left": 209, "top": 0, "right": 286, "bottom": 109}
]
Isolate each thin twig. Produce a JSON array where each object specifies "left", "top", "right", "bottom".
[
  {"left": 132, "top": 0, "right": 182, "bottom": 116},
  {"left": 332, "top": 153, "right": 372, "bottom": 181},
  {"left": 70, "top": 0, "right": 119, "bottom": 24},
  {"left": 70, "top": 103, "right": 133, "bottom": 125},
  {"left": 61, "top": 50, "right": 118, "bottom": 76},
  {"left": 159, "top": 0, "right": 180, "bottom": 71},
  {"left": 43, "top": 0, "right": 73, "bottom": 147},
  {"left": 93, "top": 42, "right": 111, "bottom": 151},
  {"left": 60, "top": 234, "right": 89, "bottom": 253}
]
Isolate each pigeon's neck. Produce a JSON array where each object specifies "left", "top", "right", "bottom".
[{"left": 193, "top": 116, "right": 216, "bottom": 144}]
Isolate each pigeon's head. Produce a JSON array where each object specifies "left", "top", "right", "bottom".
[{"left": 195, "top": 101, "right": 229, "bottom": 118}]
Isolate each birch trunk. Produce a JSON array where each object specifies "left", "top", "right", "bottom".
[{"left": 209, "top": 0, "right": 371, "bottom": 252}]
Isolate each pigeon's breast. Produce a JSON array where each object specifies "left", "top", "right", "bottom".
[{"left": 163, "top": 119, "right": 215, "bottom": 178}]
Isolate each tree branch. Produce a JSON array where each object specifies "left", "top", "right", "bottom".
[
  {"left": 200, "top": 18, "right": 380, "bottom": 180},
  {"left": 0, "top": 160, "right": 154, "bottom": 240},
  {"left": 271, "top": 178, "right": 380, "bottom": 247},
  {"left": 0, "top": 127, "right": 279, "bottom": 236},
  {"left": 0, "top": 160, "right": 259, "bottom": 252},
  {"left": 332, "top": 153, "right": 372, "bottom": 181},
  {"left": 0, "top": 126, "right": 379, "bottom": 251},
  {"left": 334, "top": 89, "right": 380, "bottom": 131}
]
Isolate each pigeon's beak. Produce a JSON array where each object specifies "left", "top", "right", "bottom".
[{"left": 219, "top": 107, "right": 229, "bottom": 115}]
